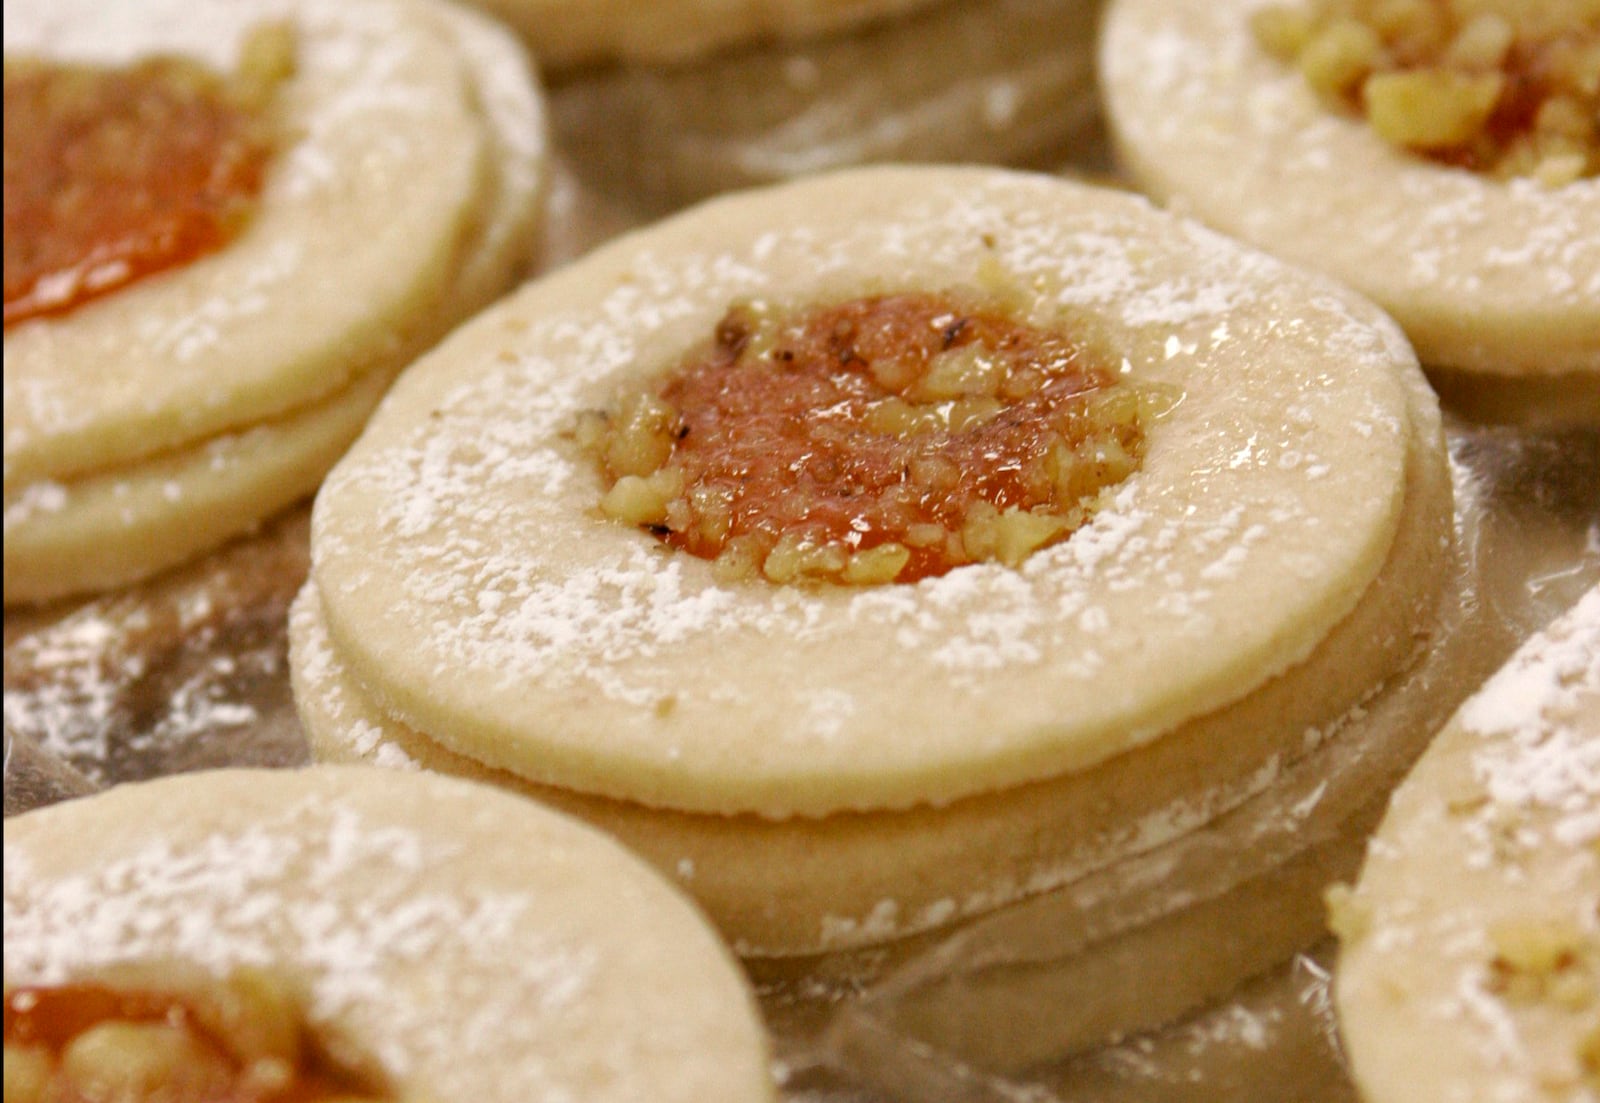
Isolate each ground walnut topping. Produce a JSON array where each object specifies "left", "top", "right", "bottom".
[
  {"left": 2, "top": 23, "right": 295, "bottom": 327},
  {"left": 1252, "top": 0, "right": 1600, "bottom": 183},
  {"left": 3, "top": 964, "right": 397, "bottom": 1103},
  {"left": 580, "top": 292, "right": 1151, "bottom": 585}
]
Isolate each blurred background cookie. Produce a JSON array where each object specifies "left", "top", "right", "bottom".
[
  {"left": 2, "top": 0, "right": 548, "bottom": 606},
  {"left": 1100, "top": 0, "right": 1599, "bottom": 424}
]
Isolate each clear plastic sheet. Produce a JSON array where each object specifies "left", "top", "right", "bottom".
[
  {"left": 547, "top": 0, "right": 1103, "bottom": 217},
  {"left": 6, "top": 418, "right": 1597, "bottom": 1100}
]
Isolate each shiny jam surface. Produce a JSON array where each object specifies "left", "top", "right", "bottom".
[
  {"left": 585, "top": 293, "right": 1148, "bottom": 585},
  {"left": 3, "top": 973, "right": 390, "bottom": 1103},
  {"left": 3, "top": 34, "right": 288, "bottom": 328}
]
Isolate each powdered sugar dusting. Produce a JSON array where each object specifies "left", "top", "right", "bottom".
[
  {"left": 1340, "top": 588, "right": 1600, "bottom": 1103},
  {"left": 2, "top": 777, "right": 654, "bottom": 1100},
  {"left": 1464, "top": 587, "right": 1600, "bottom": 850},
  {"left": 3, "top": 0, "right": 493, "bottom": 482},
  {"left": 1102, "top": 0, "right": 1600, "bottom": 373},
  {"left": 309, "top": 168, "right": 1419, "bottom": 812}
]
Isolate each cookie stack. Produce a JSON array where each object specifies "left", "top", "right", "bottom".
[
  {"left": 2, "top": 0, "right": 548, "bottom": 606},
  {"left": 290, "top": 167, "right": 1454, "bottom": 1055}
]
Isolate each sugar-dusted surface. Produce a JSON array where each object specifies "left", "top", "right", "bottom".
[
  {"left": 2, "top": 0, "right": 488, "bottom": 484},
  {"left": 311, "top": 166, "right": 1422, "bottom": 816},
  {"left": 1101, "top": 0, "right": 1600, "bottom": 376},
  {"left": 2, "top": 367, "right": 391, "bottom": 607},
  {"left": 1337, "top": 586, "right": 1600, "bottom": 1103},
  {"left": 3, "top": 766, "right": 775, "bottom": 1103},
  {"left": 7, "top": 408, "right": 1599, "bottom": 1101}
]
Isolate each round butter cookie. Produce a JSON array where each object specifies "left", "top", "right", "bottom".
[
  {"left": 2, "top": 0, "right": 547, "bottom": 605},
  {"left": 1334, "top": 585, "right": 1600, "bottom": 1103},
  {"left": 1100, "top": 0, "right": 1600, "bottom": 397},
  {"left": 293, "top": 167, "right": 1454, "bottom": 966},
  {"left": 3, "top": 766, "right": 776, "bottom": 1103}
]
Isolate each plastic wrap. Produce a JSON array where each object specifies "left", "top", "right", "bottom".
[{"left": 548, "top": 0, "right": 1103, "bottom": 216}]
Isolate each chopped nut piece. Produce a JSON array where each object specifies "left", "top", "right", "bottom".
[
  {"left": 1301, "top": 19, "right": 1389, "bottom": 100},
  {"left": 1364, "top": 70, "right": 1504, "bottom": 148},
  {"left": 1253, "top": 0, "right": 1599, "bottom": 179}
]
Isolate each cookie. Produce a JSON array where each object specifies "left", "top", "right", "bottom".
[
  {"left": 2, "top": 0, "right": 548, "bottom": 605},
  {"left": 292, "top": 168, "right": 1452, "bottom": 979},
  {"left": 459, "top": 0, "right": 942, "bottom": 70},
  {"left": 549, "top": 0, "right": 1103, "bottom": 215},
  {"left": 1334, "top": 585, "right": 1600, "bottom": 1103},
  {"left": 1100, "top": 0, "right": 1600, "bottom": 395},
  {"left": 3, "top": 766, "right": 775, "bottom": 1103}
]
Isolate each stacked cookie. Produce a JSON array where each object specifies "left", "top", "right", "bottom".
[
  {"left": 540, "top": 0, "right": 1106, "bottom": 214},
  {"left": 2, "top": 0, "right": 548, "bottom": 606},
  {"left": 290, "top": 168, "right": 1454, "bottom": 1055}
]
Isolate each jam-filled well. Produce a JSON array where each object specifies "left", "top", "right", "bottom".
[
  {"left": 582, "top": 292, "right": 1149, "bottom": 585},
  {"left": 3, "top": 966, "right": 392, "bottom": 1103},
  {"left": 3, "top": 25, "right": 294, "bottom": 327},
  {"left": 1252, "top": 0, "right": 1599, "bottom": 183}
]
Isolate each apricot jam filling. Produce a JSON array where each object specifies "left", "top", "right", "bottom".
[
  {"left": 3, "top": 966, "right": 393, "bottom": 1103},
  {"left": 1252, "top": 0, "right": 1599, "bottom": 183},
  {"left": 581, "top": 292, "right": 1149, "bottom": 586},
  {"left": 3, "top": 24, "right": 295, "bottom": 328}
]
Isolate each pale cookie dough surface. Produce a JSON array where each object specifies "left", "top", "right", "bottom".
[
  {"left": 292, "top": 334, "right": 1450, "bottom": 956},
  {"left": 460, "top": 0, "right": 943, "bottom": 71},
  {"left": 309, "top": 166, "right": 1422, "bottom": 819},
  {"left": 2, "top": 766, "right": 776, "bottom": 1103},
  {"left": 1100, "top": 0, "right": 1600, "bottom": 378},
  {"left": 2, "top": 0, "right": 549, "bottom": 605},
  {"left": 2, "top": 0, "right": 492, "bottom": 486},
  {"left": 3, "top": 369, "right": 392, "bottom": 607},
  {"left": 1336, "top": 586, "right": 1600, "bottom": 1103}
]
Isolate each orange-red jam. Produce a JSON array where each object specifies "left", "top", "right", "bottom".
[
  {"left": 4, "top": 972, "right": 390, "bottom": 1103},
  {"left": 583, "top": 293, "right": 1147, "bottom": 585},
  {"left": 3, "top": 28, "right": 292, "bottom": 328}
]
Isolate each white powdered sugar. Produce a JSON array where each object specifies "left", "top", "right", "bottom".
[
  {"left": 302, "top": 166, "right": 1424, "bottom": 817},
  {"left": 1463, "top": 587, "right": 1600, "bottom": 850},
  {"left": 1101, "top": 0, "right": 1600, "bottom": 376},
  {"left": 4, "top": 787, "right": 596, "bottom": 1096},
  {"left": 1339, "top": 589, "right": 1600, "bottom": 1103}
]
